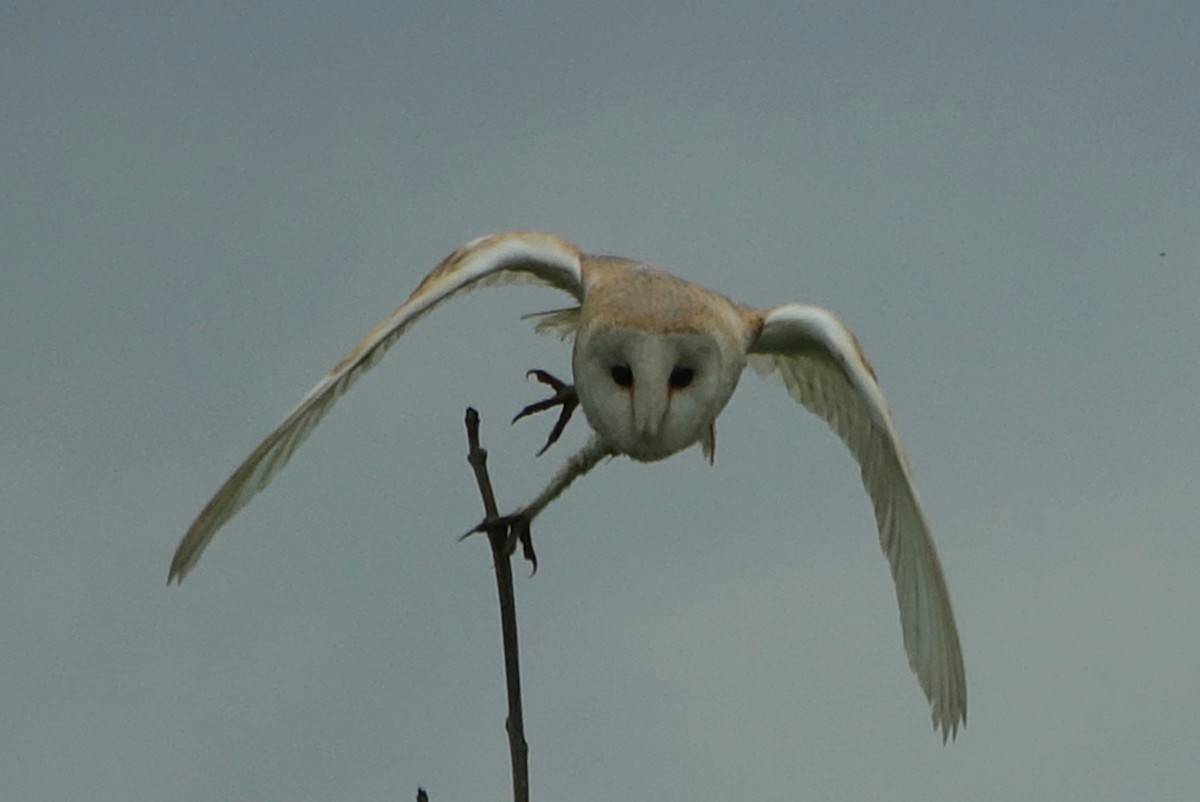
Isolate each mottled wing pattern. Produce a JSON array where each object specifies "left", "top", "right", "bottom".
[
  {"left": 169, "top": 232, "right": 585, "bottom": 582},
  {"left": 747, "top": 304, "right": 966, "bottom": 740}
]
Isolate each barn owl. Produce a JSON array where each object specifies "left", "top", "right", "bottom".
[{"left": 169, "top": 231, "right": 966, "bottom": 740}]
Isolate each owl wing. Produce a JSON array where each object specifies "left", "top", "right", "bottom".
[
  {"left": 747, "top": 304, "right": 966, "bottom": 740},
  {"left": 169, "top": 232, "right": 585, "bottom": 583}
]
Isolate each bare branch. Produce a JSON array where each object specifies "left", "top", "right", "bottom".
[{"left": 464, "top": 408, "right": 530, "bottom": 802}]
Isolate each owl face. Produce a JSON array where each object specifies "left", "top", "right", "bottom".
[{"left": 572, "top": 324, "right": 745, "bottom": 462}]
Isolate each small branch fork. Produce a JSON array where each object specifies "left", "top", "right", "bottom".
[{"left": 463, "top": 407, "right": 530, "bottom": 802}]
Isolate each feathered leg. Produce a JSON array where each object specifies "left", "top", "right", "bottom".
[{"left": 466, "top": 435, "right": 614, "bottom": 570}]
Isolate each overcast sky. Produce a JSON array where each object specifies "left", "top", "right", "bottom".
[{"left": 4, "top": 2, "right": 1199, "bottom": 800}]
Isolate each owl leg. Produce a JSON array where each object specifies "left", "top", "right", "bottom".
[
  {"left": 466, "top": 435, "right": 614, "bottom": 571},
  {"left": 512, "top": 369, "right": 579, "bottom": 456}
]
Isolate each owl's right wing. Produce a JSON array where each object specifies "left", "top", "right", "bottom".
[{"left": 169, "top": 232, "right": 585, "bottom": 583}]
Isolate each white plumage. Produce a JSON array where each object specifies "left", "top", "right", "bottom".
[{"left": 169, "top": 231, "right": 966, "bottom": 740}]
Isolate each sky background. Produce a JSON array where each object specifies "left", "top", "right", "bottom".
[{"left": 4, "top": 2, "right": 1199, "bottom": 799}]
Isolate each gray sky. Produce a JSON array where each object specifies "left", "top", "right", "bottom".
[{"left": 4, "top": 2, "right": 1199, "bottom": 799}]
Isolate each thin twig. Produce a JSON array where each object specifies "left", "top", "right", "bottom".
[{"left": 464, "top": 408, "right": 530, "bottom": 802}]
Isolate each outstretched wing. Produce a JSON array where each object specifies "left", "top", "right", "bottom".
[
  {"left": 747, "top": 304, "right": 966, "bottom": 740},
  {"left": 169, "top": 232, "right": 585, "bottom": 582}
]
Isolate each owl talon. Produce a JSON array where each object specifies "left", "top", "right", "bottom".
[
  {"left": 512, "top": 369, "right": 579, "bottom": 456},
  {"left": 463, "top": 510, "right": 539, "bottom": 574}
]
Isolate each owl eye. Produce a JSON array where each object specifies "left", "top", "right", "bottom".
[
  {"left": 669, "top": 366, "right": 695, "bottom": 389},
  {"left": 610, "top": 364, "right": 633, "bottom": 387}
]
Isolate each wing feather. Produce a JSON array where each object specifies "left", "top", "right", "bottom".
[
  {"left": 748, "top": 304, "right": 966, "bottom": 740},
  {"left": 169, "top": 232, "right": 584, "bottom": 582}
]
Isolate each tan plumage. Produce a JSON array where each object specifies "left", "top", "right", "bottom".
[{"left": 170, "top": 231, "right": 966, "bottom": 740}]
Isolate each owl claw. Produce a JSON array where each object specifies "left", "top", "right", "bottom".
[
  {"left": 463, "top": 510, "right": 538, "bottom": 574},
  {"left": 512, "top": 369, "right": 579, "bottom": 456}
]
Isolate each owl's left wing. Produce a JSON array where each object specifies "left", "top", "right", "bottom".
[
  {"left": 747, "top": 304, "right": 966, "bottom": 741},
  {"left": 169, "top": 232, "right": 585, "bottom": 583}
]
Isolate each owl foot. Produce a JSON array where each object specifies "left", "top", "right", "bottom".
[
  {"left": 464, "top": 509, "right": 538, "bottom": 573},
  {"left": 512, "top": 369, "right": 579, "bottom": 456}
]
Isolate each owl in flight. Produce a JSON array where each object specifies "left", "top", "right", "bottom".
[{"left": 169, "top": 231, "right": 966, "bottom": 740}]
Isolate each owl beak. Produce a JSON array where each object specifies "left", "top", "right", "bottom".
[
  {"left": 626, "top": 339, "right": 671, "bottom": 443},
  {"left": 632, "top": 387, "right": 667, "bottom": 440}
]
